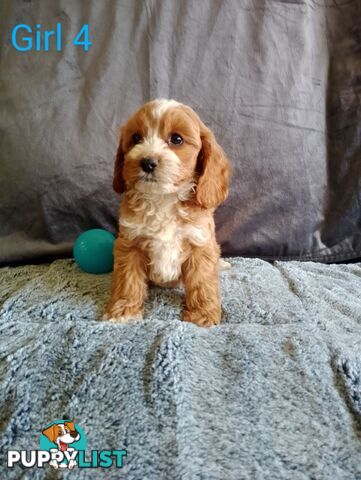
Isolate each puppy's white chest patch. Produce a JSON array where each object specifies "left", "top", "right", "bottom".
[
  {"left": 147, "top": 219, "right": 209, "bottom": 284},
  {"left": 120, "top": 195, "right": 209, "bottom": 285},
  {"left": 141, "top": 200, "right": 183, "bottom": 284},
  {"left": 148, "top": 221, "right": 182, "bottom": 284}
]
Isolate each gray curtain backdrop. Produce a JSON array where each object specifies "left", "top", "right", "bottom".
[{"left": 0, "top": 0, "right": 360, "bottom": 264}]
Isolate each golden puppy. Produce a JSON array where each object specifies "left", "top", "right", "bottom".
[{"left": 103, "top": 99, "right": 230, "bottom": 327}]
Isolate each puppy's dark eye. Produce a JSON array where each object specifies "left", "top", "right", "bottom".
[
  {"left": 169, "top": 133, "right": 183, "bottom": 145},
  {"left": 132, "top": 133, "right": 142, "bottom": 144}
]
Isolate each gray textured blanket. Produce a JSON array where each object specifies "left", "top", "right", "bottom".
[{"left": 0, "top": 258, "right": 361, "bottom": 479}]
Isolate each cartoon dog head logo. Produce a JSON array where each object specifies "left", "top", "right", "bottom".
[
  {"left": 7, "top": 420, "right": 126, "bottom": 470},
  {"left": 41, "top": 420, "right": 82, "bottom": 470},
  {"left": 42, "top": 421, "right": 80, "bottom": 451}
]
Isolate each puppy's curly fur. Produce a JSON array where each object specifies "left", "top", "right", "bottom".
[{"left": 103, "top": 99, "right": 231, "bottom": 327}]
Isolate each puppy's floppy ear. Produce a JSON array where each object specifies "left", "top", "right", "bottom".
[
  {"left": 195, "top": 126, "right": 231, "bottom": 209},
  {"left": 42, "top": 424, "right": 58, "bottom": 443},
  {"left": 113, "top": 128, "right": 126, "bottom": 194},
  {"left": 64, "top": 420, "right": 76, "bottom": 431}
]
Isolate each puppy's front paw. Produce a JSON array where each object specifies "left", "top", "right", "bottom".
[
  {"left": 68, "top": 459, "right": 77, "bottom": 469},
  {"left": 103, "top": 312, "right": 143, "bottom": 324},
  {"left": 103, "top": 301, "right": 143, "bottom": 324},
  {"left": 49, "top": 460, "right": 59, "bottom": 469},
  {"left": 182, "top": 308, "right": 221, "bottom": 327}
]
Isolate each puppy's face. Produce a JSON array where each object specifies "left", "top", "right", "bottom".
[
  {"left": 42, "top": 421, "right": 80, "bottom": 445},
  {"left": 116, "top": 99, "right": 201, "bottom": 195},
  {"left": 58, "top": 422, "right": 80, "bottom": 444},
  {"left": 113, "top": 99, "right": 230, "bottom": 208}
]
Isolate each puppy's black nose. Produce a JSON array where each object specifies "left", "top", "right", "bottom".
[
  {"left": 140, "top": 157, "right": 157, "bottom": 173},
  {"left": 70, "top": 431, "right": 79, "bottom": 439}
]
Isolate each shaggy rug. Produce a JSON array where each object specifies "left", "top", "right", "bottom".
[{"left": 0, "top": 258, "right": 360, "bottom": 479}]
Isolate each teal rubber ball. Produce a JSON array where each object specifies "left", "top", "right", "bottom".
[{"left": 73, "top": 229, "right": 116, "bottom": 274}]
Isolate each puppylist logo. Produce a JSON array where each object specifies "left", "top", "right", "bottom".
[{"left": 7, "top": 420, "right": 127, "bottom": 470}]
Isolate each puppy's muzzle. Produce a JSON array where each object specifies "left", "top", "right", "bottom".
[{"left": 140, "top": 157, "right": 157, "bottom": 173}]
